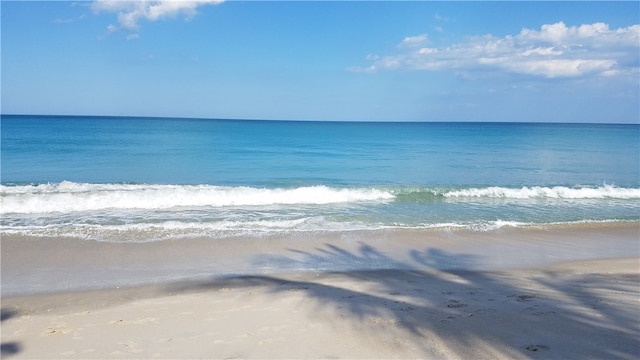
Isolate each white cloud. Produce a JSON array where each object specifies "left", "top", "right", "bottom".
[
  {"left": 92, "top": 0, "right": 223, "bottom": 35},
  {"left": 398, "top": 34, "right": 429, "bottom": 48},
  {"left": 52, "top": 14, "right": 87, "bottom": 24},
  {"left": 434, "top": 14, "right": 452, "bottom": 23},
  {"left": 353, "top": 21, "right": 640, "bottom": 79}
]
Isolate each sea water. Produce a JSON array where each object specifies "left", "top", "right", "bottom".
[{"left": 1, "top": 115, "right": 639, "bottom": 242}]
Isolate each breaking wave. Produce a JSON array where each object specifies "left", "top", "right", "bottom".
[
  {"left": 0, "top": 181, "right": 394, "bottom": 214},
  {"left": 442, "top": 185, "right": 640, "bottom": 199},
  {"left": 1, "top": 182, "right": 639, "bottom": 215}
]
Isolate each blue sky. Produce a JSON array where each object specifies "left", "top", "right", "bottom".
[{"left": 2, "top": 1, "right": 639, "bottom": 123}]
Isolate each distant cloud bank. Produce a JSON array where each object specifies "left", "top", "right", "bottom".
[{"left": 352, "top": 22, "right": 640, "bottom": 79}]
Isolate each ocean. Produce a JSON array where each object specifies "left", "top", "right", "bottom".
[{"left": 1, "top": 115, "right": 639, "bottom": 242}]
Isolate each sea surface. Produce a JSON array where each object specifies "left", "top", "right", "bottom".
[{"left": 1, "top": 115, "right": 639, "bottom": 242}]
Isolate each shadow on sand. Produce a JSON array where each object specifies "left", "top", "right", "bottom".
[
  {"left": 1, "top": 308, "right": 21, "bottom": 357},
  {"left": 166, "top": 242, "right": 639, "bottom": 359}
]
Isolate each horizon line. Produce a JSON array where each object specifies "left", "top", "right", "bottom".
[{"left": 2, "top": 113, "right": 639, "bottom": 126}]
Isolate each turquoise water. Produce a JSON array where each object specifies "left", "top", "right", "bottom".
[{"left": 1, "top": 115, "right": 639, "bottom": 241}]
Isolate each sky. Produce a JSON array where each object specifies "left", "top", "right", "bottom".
[{"left": 1, "top": 1, "right": 639, "bottom": 123}]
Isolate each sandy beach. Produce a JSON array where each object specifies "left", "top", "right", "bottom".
[
  {"left": 4, "top": 1, "right": 640, "bottom": 357},
  {"left": 2, "top": 223, "right": 639, "bottom": 359}
]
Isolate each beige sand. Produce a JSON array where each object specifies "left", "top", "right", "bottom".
[{"left": 2, "top": 257, "right": 639, "bottom": 359}]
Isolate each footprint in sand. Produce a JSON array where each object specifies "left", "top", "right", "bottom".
[
  {"left": 43, "top": 325, "right": 72, "bottom": 336},
  {"left": 110, "top": 317, "right": 159, "bottom": 325},
  {"left": 509, "top": 294, "right": 536, "bottom": 302},
  {"left": 447, "top": 300, "right": 467, "bottom": 308},
  {"left": 526, "top": 344, "right": 550, "bottom": 352},
  {"left": 440, "top": 314, "right": 461, "bottom": 323}
]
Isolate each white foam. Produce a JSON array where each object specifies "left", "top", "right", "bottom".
[
  {"left": 443, "top": 185, "right": 640, "bottom": 199},
  {"left": 2, "top": 216, "right": 635, "bottom": 242},
  {"left": 0, "top": 216, "right": 379, "bottom": 241},
  {"left": 0, "top": 182, "right": 395, "bottom": 214}
]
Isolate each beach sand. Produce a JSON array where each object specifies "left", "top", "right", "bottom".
[{"left": 2, "top": 223, "right": 639, "bottom": 359}]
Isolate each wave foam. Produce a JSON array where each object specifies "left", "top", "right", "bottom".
[
  {"left": 443, "top": 185, "right": 640, "bottom": 199},
  {"left": 0, "top": 182, "right": 394, "bottom": 214},
  {"left": 2, "top": 182, "right": 638, "bottom": 215},
  {"left": 3, "top": 219, "right": 635, "bottom": 243}
]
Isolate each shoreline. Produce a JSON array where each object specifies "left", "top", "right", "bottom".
[
  {"left": 2, "top": 221, "right": 639, "bottom": 297},
  {"left": 2, "top": 258, "right": 639, "bottom": 359}
]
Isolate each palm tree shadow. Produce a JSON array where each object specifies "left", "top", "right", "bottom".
[
  {"left": 1, "top": 308, "right": 21, "bottom": 357},
  {"left": 182, "top": 242, "right": 638, "bottom": 359},
  {"left": 246, "top": 244, "right": 492, "bottom": 347},
  {"left": 253, "top": 242, "right": 412, "bottom": 272},
  {"left": 410, "top": 247, "right": 478, "bottom": 270}
]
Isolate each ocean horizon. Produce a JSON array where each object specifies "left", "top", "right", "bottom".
[{"left": 4, "top": 113, "right": 640, "bottom": 124}]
